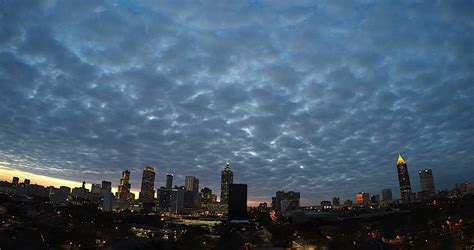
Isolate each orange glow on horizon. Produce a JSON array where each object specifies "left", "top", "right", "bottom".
[
  {"left": 1, "top": 165, "right": 267, "bottom": 204},
  {"left": 0, "top": 165, "right": 134, "bottom": 196}
]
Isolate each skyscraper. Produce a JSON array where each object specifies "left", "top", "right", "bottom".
[
  {"left": 228, "top": 184, "right": 247, "bottom": 220},
  {"left": 220, "top": 162, "right": 233, "bottom": 204},
  {"left": 139, "top": 166, "right": 156, "bottom": 203},
  {"left": 382, "top": 188, "right": 393, "bottom": 201},
  {"left": 396, "top": 153, "right": 412, "bottom": 202},
  {"left": 185, "top": 176, "right": 199, "bottom": 208},
  {"left": 102, "top": 181, "right": 112, "bottom": 194},
  {"left": 12, "top": 177, "right": 19, "bottom": 185},
  {"left": 419, "top": 169, "right": 435, "bottom": 197},
  {"left": 166, "top": 173, "right": 173, "bottom": 189},
  {"left": 273, "top": 191, "right": 300, "bottom": 213},
  {"left": 185, "top": 176, "right": 199, "bottom": 193},
  {"left": 117, "top": 170, "right": 132, "bottom": 201},
  {"left": 356, "top": 192, "right": 370, "bottom": 206}
]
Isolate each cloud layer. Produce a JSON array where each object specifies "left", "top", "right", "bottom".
[{"left": 1, "top": 0, "right": 473, "bottom": 204}]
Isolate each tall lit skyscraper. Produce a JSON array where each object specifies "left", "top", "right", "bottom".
[
  {"left": 396, "top": 153, "right": 412, "bottom": 202},
  {"left": 220, "top": 162, "right": 233, "bottom": 204},
  {"left": 117, "top": 170, "right": 132, "bottom": 201},
  {"left": 419, "top": 169, "right": 435, "bottom": 196},
  {"left": 139, "top": 166, "right": 156, "bottom": 203},
  {"left": 166, "top": 173, "right": 173, "bottom": 189}
]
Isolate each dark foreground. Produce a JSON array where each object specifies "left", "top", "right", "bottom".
[{"left": 1, "top": 193, "right": 473, "bottom": 250}]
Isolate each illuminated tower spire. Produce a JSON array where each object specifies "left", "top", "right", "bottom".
[
  {"left": 397, "top": 153, "right": 406, "bottom": 166},
  {"left": 396, "top": 153, "right": 412, "bottom": 202}
]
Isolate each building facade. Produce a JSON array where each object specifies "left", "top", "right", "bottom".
[
  {"left": 166, "top": 173, "right": 173, "bottom": 189},
  {"left": 220, "top": 163, "right": 233, "bottom": 204},
  {"left": 396, "top": 153, "right": 412, "bottom": 202},
  {"left": 185, "top": 176, "right": 200, "bottom": 208},
  {"left": 273, "top": 191, "right": 300, "bottom": 213},
  {"left": 228, "top": 184, "right": 247, "bottom": 220},
  {"left": 419, "top": 169, "right": 435, "bottom": 197},
  {"left": 117, "top": 170, "right": 132, "bottom": 201},
  {"left": 139, "top": 166, "right": 156, "bottom": 203},
  {"left": 356, "top": 192, "right": 370, "bottom": 206}
]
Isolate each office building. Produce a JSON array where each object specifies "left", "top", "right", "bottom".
[
  {"left": 396, "top": 153, "right": 412, "bottom": 202},
  {"left": 228, "top": 184, "right": 247, "bottom": 220},
  {"left": 117, "top": 170, "right": 132, "bottom": 201},
  {"left": 12, "top": 177, "right": 19, "bottom": 185},
  {"left": 166, "top": 173, "right": 173, "bottom": 189},
  {"left": 103, "top": 192, "right": 113, "bottom": 212},
  {"left": 356, "top": 192, "right": 370, "bottom": 206},
  {"left": 139, "top": 166, "right": 156, "bottom": 203},
  {"left": 102, "top": 181, "right": 112, "bottom": 194},
  {"left": 158, "top": 187, "right": 173, "bottom": 210},
  {"left": 24, "top": 179, "right": 30, "bottom": 185},
  {"left": 220, "top": 163, "right": 234, "bottom": 204},
  {"left": 382, "top": 188, "right": 393, "bottom": 201},
  {"left": 273, "top": 191, "right": 300, "bottom": 213},
  {"left": 185, "top": 176, "right": 200, "bottom": 208},
  {"left": 91, "top": 184, "right": 102, "bottom": 194},
  {"left": 185, "top": 176, "right": 199, "bottom": 194},
  {"left": 419, "top": 169, "right": 435, "bottom": 197}
]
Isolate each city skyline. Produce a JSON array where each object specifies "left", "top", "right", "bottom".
[
  {"left": 0, "top": 154, "right": 468, "bottom": 206},
  {"left": 1, "top": 1, "right": 474, "bottom": 205}
]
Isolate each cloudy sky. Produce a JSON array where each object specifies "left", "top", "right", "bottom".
[{"left": 0, "top": 0, "right": 473, "bottom": 204}]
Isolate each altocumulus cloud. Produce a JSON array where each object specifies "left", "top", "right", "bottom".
[{"left": 0, "top": 0, "right": 473, "bottom": 204}]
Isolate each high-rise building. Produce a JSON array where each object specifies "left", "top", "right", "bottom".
[
  {"left": 273, "top": 191, "right": 300, "bottom": 213},
  {"left": 228, "top": 184, "right": 247, "bottom": 220},
  {"left": 185, "top": 176, "right": 200, "bottom": 208},
  {"left": 382, "top": 188, "right": 393, "bottom": 201},
  {"left": 419, "top": 169, "right": 435, "bottom": 196},
  {"left": 356, "top": 192, "right": 370, "bottom": 206},
  {"left": 91, "top": 184, "right": 102, "bottom": 194},
  {"left": 117, "top": 170, "right": 132, "bottom": 201},
  {"left": 12, "top": 177, "right": 19, "bottom": 185},
  {"left": 24, "top": 179, "right": 30, "bottom": 185},
  {"left": 102, "top": 181, "right": 112, "bottom": 194},
  {"left": 185, "top": 176, "right": 199, "bottom": 193},
  {"left": 166, "top": 173, "right": 173, "bottom": 189},
  {"left": 396, "top": 153, "right": 412, "bottom": 202},
  {"left": 139, "top": 166, "right": 156, "bottom": 203},
  {"left": 220, "top": 163, "right": 233, "bottom": 204},
  {"left": 103, "top": 192, "right": 113, "bottom": 212}
]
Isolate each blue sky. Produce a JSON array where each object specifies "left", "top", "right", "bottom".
[{"left": 0, "top": 0, "right": 473, "bottom": 204}]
